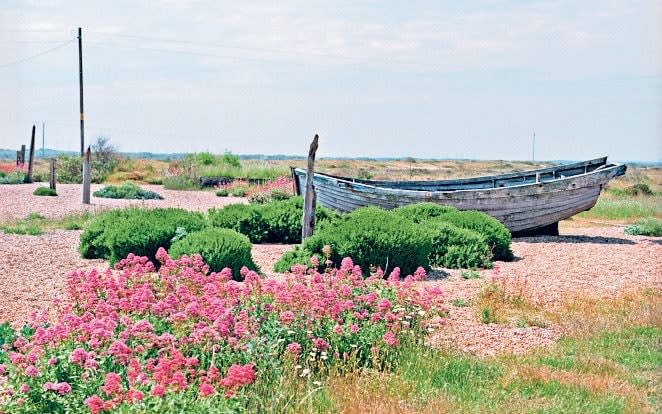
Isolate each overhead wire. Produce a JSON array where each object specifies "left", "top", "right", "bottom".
[{"left": 0, "top": 40, "right": 73, "bottom": 69}]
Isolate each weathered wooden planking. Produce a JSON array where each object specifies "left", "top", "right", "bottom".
[{"left": 292, "top": 158, "right": 626, "bottom": 233}]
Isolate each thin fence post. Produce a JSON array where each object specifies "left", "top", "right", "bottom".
[
  {"left": 82, "top": 147, "right": 91, "bottom": 204},
  {"left": 302, "top": 134, "right": 319, "bottom": 240},
  {"left": 49, "top": 158, "right": 57, "bottom": 191},
  {"left": 26, "top": 125, "right": 36, "bottom": 183}
]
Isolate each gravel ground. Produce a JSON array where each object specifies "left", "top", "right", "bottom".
[
  {"left": 0, "top": 184, "right": 659, "bottom": 356},
  {"left": 0, "top": 183, "right": 245, "bottom": 221}
]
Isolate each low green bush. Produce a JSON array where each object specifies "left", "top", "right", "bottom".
[
  {"left": 624, "top": 217, "right": 662, "bottom": 237},
  {"left": 393, "top": 202, "right": 458, "bottom": 223},
  {"left": 248, "top": 192, "right": 271, "bottom": 204},
  {"left": 163, "top": 175, "right": 200, "bottom": 190},
  {"left": 56, "top": 155, "right": 111, "bottom": 184},
  {"left": 169, "top": 228, "right": 258, "bottom": 277},
  {"left": 79, "top": 208, "right": 206, "bottom": 264},
  {"left": 435, "top": 211, "right": 513, "bottom": 261},
  {"left": 0, "top": 171, "right": 26, "bottom": 184},
  {"left": 270, "top": 189, "right": 292, "bottom": 201},
  {"left": 215, "top": 188, "right": 229, "bottom": 197},
  {"left": 209, "top": 197, "right": 338, "bottom": 244},
  {"left": 93, "top": 181, "right": 163, "bottom": 200},
  {"left": 273, "top": 246, "right": 321, "bottom": 273},
  {"left": 302, "top": 207, "right": 432, "bottom": 275},
  {"left": 231, "top": 187, "right": 247, "bottom": 197},
  {"left": 427, "top": 221, "right": 492, "bottom": 268},
  {"left": 32, "top": 187, "right": 57, "bottom": 196}
]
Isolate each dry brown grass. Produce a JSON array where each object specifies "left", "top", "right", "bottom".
[{"left": 324, "top": 370, "right": 452, "bottom": 414}]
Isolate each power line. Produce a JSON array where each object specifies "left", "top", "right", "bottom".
[{"left": 0, "top": 40, "right": 73, "bottom": 69}]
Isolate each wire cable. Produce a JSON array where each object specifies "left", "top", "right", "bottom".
[{"left": 0, "top": 40, "right": 73, "bottom": 69}]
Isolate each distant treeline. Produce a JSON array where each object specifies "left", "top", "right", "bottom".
[{"left": 0, "top": 148, "right": 659, "bottom": 167}]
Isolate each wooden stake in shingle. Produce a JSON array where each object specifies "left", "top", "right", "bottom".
[
  {"left": 302, "top": 134, "right": 319, "bottom": 240},
  {"left": 82, "top": 146, "right": 91, "bottom": 204},
  {"left": 49, "top": 158, "right": 56, "bottom": 191},
  {"left": 26, "top": 125, "right": 36, "bottom": 183}
]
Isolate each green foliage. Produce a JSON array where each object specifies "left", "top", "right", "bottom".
[
  {"left": 608, "top": 183, "right": 654, "bottom": 197},
  {"left": 578, "top": 196, "right": 661, "bottom": 220},
  {"left": 221, "top": 150, "right": 241, "bottom": 168},
  {"left": 215, "top": 188, "right": 229, "bottom": 197},
  {"left": 169, "top": 228, "right": 258, "bottom": 277},
  {"left": 162, "top": 175, "right": 200, "bottom": 190},
  {"left": 450, "top": 298, "right": 470, "bottom": 307},
  {"left": 624, "top": 217, "right": 662, "bottom": 236},
  {"left": 209, "top": 197, "right": 338, "bottom": 244},
  {"left": 480, "top": 307, "right": 495, "bottom": 324},
  {"left": 78, "top": 208, "right": 206, "bottom": 264},
  {"left": 273, "top": 246, "right": 321, "bottom": 273},
  {"left": 231, "top": 187, "right": 247, "bottom": 197},
  {"left": 0, "top": 170, "right": 27, "bottom": 184},
  {"left": 248, "top": 192, "right": 271, "bottom": 204},
  {"left": 435, "top": 210, "right": 513, "bottom": 261},
  {"left": 32, "top": 187, "right": 57, "bottom": 196},
  {"left": 427, "top": 221, "right": 492, "bottom": 269},
  {"left": 93, "top": 181, "right": 163, "bottom": 200},
  {"left": 270, "top": 189, "right": 292, "bottom": 201},
  {"left": 56, "top": 155, "right": 112, "bottom": 184},
  {"left": 303, "top": 207, "right": 432, "bottom": 275},
  {"left": 393, "top": 202, "right": 458, "bottom": 223},
  {"left": 0, "top": 223, "right": 43, "bottom": 235},
  {"left": 461, "top": 269, "right": 481, "bottom": 279}
]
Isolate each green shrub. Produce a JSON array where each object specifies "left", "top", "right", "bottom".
[
  {"left": 93, "top": 181, "right": 163, "bottom": 200},
  {"left": 56, "top": 155, "right": 112, "bottom": 184},
  {"left": 436, "top": 211, "right": 513, "bottom": 261},
  {"left": 273, "top": 246, "right": 321, "bottom": 273},
  {"left": 215, "top": 188, "right": 229, "bottom": 197},
  {"left": 393, "top": 202, "right": 458, "bottom": 223},
  {"left": 427, "top": 220, "right": 492, "bottom": 269},
  {"left": 163, "top": 175, "right": 200, "bottom": 190},
  {"left": 302, "top": 207, "right": 432, "bottom": 275},
  {"left": 209, "top": 197, "right": 338, "bottom": 244},
  {"left": 169, "top": 228, "right": 258, "bottom": 277},
  {"left": 231, "top": 187, "right": 247, "bottom": 197},
  {"left": 208, "top": 204, "right": 269, "bottom": 243},
  {"left": 32, "top": 187, "right": 57, "bottom": 196},
  {"left": 78, "top": 208, "right": 206, "bottom": 264},
  {"left": 270, "top": 189, "right": 292, "bottom": 201},
  {"left": 0, "top": 171, "right": 26, "bottom": 184},
  {"left": 248, "top": 192, "right": 271, "bottom": 204},
  {"left": 0, "top": 223, "right": 42, "bottom": 236},
  {"left": 624, "top": 217, "right": 662, "bottom": 237}
]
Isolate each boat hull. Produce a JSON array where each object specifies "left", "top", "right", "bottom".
[{"left": 292, "top": 159, "right": 626, "bottom": 234}]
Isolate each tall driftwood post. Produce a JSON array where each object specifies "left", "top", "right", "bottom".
[
  {"left": 302, "top": 134, "right": 319, "bottom": 240},
  {"left": 20, "top": 145, "right": 26, "bottom": 164},
  {"left": 26, "top": 125, "right": 36, "bottom": 183},
  {"left": 49, "top": 159, "right": 57, "bottom": 191},
  {"left": 82, "top": 147, "right": 91, "bottom": 204},
  {"left": 16, "top": 150, "right": 20, "bottom": 166}
]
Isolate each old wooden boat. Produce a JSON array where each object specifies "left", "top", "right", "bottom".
[{"left": 291, "top": 157, "right": 626, "bottom": 235}]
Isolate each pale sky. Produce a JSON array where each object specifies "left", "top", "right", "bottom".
[{"left": 1, "top": 1, "right": 661, "bottom": 161}]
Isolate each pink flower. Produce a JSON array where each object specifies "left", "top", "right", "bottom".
[
  {"left": 333, "top": 325, "right": 343, "bottom": 335},
  {"left": 125, "top": 388, "right": 144, "bottom": 402},
  {"left": 24, "top": 365, "right": 38, "bottom": 377},
  {"left": 48, "top": 357, "right": 57, "bottom": 366},
  {"left": 69, "top": 347, "right": 88, "bottom": 366},
  {"left": 279, "top": 311, "right": 295, "bottom": 326},
  {"left": 199, "top": 382, "right": 215, "bottom": 397},
  {"left": 285, "top": 342, "right": 301, "bottom": 356},
  {"left": 56, "top": 382, "right": 72, "bottom": 394},
  {"left": 84, "top": 395, "right": 105, "bottom": 414},
  {"left": 150, "top": 383, "right": 166, "bottom": 397},
  {"left": 350, "top": 324, "right": 359, "bottom": 333},
  {"left": 312, "top": 338, "right": 330, "bottom": 351},
  {"left": 383, "top": 331, "right": 399, "bottom": 347},
  {"left": 100, "top": 372, "right": 123, "bottom": 397},
  {"left": 19, "top": 383, "right": 29, "bottom": 393},
  {"left": 377, "top": 298, "right": 392, "bottom": 312}
]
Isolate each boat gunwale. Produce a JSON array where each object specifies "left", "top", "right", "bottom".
[{"left": 293, "top": 159, "right": 625, "bottom": 197}]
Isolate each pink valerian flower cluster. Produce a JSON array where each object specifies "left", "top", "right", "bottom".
[
  {"left": 0, "top": 249, "right": 444, "bottom": 412},
  {"left": 240, "top": 175, "right": 293, "bottom": 197}
]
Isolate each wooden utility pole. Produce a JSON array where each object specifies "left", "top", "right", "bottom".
[
  {"left": 49, "top": 159, "right": 57, "bottom": 191},
  {"left": 302, "top": 134, "right": 319, "bottom": 240},
  {"left": 78, "top": 27, "right": 85, "bottom": 157},
  {"left": 82, "top": 146, "right": 91, "bottom": 204},
  {"left": 41, "top": 121, "right": 45, "bottom": 157},
  {"left": 26, "top": 125, "right": 36, "bottom": 183}
]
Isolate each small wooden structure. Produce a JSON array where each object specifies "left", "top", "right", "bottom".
[{"left": 292, "top": 157, "right": 626, "bottom": 236}]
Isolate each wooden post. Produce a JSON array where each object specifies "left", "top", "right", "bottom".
[
  {"left": 302, "top": 134, "right": 319, "bottom": 240},
  {"left": 16, "top": 151, "right": 20, "bottom": 166},
  {"left": 20, "top": 145, "right": 26, "bottom": 164},
  {"left": 49, "top": 158, "right": 57, "bottom": 191},
  {"left": 78, "top": 27, "right": 85, "bottom": 157},
  {"left": 82, "top": 146, "right": 91, "bottom": 204},
  {"left": 26, "top": 125, "right": 36, "bottom": 183}
]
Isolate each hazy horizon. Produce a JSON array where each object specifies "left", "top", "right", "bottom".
[{"left": 1, "top": 1, "right": 661, "bottom": 161}]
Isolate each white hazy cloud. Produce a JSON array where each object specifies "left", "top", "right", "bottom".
[{"left": 0, "top": 0, "right": 660, "bottom": 160}]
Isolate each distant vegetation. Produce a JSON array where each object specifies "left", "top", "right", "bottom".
[
  {"left": 93, "top": 182, "right": 163, "bottom": 200},
  {"left": 625, "top": 217, "right": 662, "bottom": 237}
]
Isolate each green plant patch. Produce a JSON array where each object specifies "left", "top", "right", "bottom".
[
  {"left": 93, "top": 181, "right": 163, "bottom": 200},
  {"left": 435, "top": 210, "right": 513, "bottom": 261},
  {"left": 215, "top": 188, "right": 229, "bottom": 197},
  {"left": 393, "top": 202, "right": 459, "bottom": 223},
  {"left": 625, "top": 217, "right": 662, "bottom": 236},
  {"left": 273, "top": 246, "right": 322, "bottom": 273},
  {"left": 301, "top": 206, "right": 432, "bottom": 275},
  {"left": 78, "top": 208, "right": 206, "bottom": 264},
  {"left": 427, "top": 221, "right": 492, "bottom": 269},
  {"left": 32, "top": 187, "right": 57, "bottom": 196},
  {"left": 169, "top": 228, "right": 258, "bottom": 277}
]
